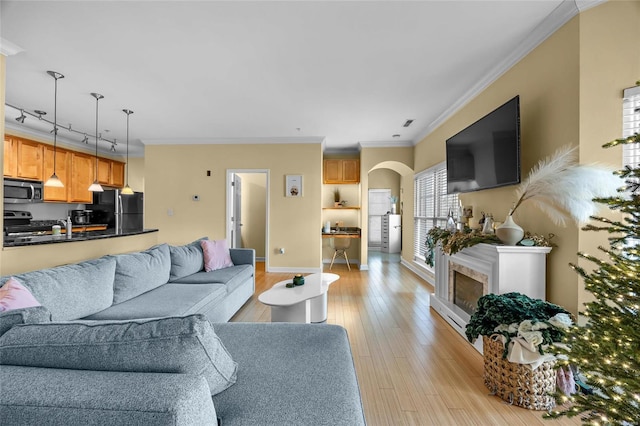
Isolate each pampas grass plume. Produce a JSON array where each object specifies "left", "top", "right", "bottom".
[{"left": 511, "top": 145, "right": 623, "bottom": 226}]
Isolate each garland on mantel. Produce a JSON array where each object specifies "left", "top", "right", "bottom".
[{"left": 425, "top": 228, "right": 555, "bottom": 267}]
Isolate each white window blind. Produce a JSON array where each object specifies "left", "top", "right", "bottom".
[
  {"left": 623, "top": 85, "right": 640, "bottom": 168},
  {"left": 413, "top": 163, "right": 458, "bottom": 264}
]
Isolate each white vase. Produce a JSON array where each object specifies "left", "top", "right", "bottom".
[
  {"left": 495, "top": 214, "right": 524, "bottom": 245},
  {"left": 391, "top": 204, "right": 397, "bottom": 214}
]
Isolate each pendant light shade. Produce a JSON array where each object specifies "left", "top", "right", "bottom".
[
  {"left": 45, "top": 70, "right": 65, "bottom": 188},
  {"left": 89, "top": 92, "right": 104, "bottom": 192},
  {"left": 121, "top": 109, "right": 134, "bottom": 195}
]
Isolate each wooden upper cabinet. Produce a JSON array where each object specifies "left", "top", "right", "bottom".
[
  {"left": 69, "top": 153, "right": 95, "bottom": 203},
  {"left": 97, "top": 158, "right": 111, "bottom": 185},
  {"left": 111, "top": 161, "right": 125, "bottom": 187},
  {"left": 16, "top": 139, "right": 44, "bottom": 180},
  {"left": 4, "top": 137, "right": 18, "bottom": 177},
  {"left": 341, "top": 159, "right": 360, "bottom": 183},
  {"left": 323, "top": 159, "right": 360, "bottom": 184},
  {"left": 43, "top": 146, "right": 70, "bottom": 202}
]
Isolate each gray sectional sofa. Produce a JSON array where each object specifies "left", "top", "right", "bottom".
[{"left": 0, "top": 240, "right": 366, "bottom": 425}]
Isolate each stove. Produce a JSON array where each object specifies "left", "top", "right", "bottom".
[{"left": 4, "top": 210, "right": 61, "bottom": 236}]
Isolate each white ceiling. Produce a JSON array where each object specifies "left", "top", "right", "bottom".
[{"left": 1, "top": 1, "right": 601, "bottom": 157}]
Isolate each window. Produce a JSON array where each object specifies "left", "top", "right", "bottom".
[
  {"left": 623, "top": 85, "right": 640, "bottom": 168},
  {"left": 414, "top": 162, "right": 459, "bottom": 264}
]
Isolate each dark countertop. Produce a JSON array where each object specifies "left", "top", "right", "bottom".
[
  {"left": 322, "top": 227, "right": 361, "bottom": 238},
  {"left": 3, "top": 228, "right": 159, "bottom": 248}
]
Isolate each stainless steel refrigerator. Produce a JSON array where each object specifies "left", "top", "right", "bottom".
[{"left": 89, "top": 190, "right": 144, "bottom": 233}]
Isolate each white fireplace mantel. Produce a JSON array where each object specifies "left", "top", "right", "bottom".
[{"left": 430, "top": 243, "right": 552, "bottom": 352}]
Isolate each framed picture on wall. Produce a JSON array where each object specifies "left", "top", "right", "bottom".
[{"left": 285, "top": 175, "right": 303, "bottom": 197}]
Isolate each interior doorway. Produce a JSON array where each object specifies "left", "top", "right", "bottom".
[
  {"left": 227, "top": 170, "right": 269, "bottom": 263},
  {"left": 368, "top": 189, "right": 391, "bottom": 250}
]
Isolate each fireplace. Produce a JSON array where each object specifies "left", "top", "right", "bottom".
[
  {"left": 448, "top": 260, "right": 489, "bottom": 316},
  {"left": 429, "top": 243, "right": 552, "bottom": 353},
  {"left": 452, "top": 271, "right": 484, "bottom": 315}
]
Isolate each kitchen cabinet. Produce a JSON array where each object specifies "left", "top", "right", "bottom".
[
  {"left": 43, "top": 146, "right": 70, "bottom": 202},
  {"left": 69, "top": 153, "right": 95, "bottom": 203},
  {"left": 97, "top": 158, "right": 111, "bottom": 185},
  {"left": 110, "top": 161, "right": 125, "bottom": 187},
  {"left": 323, "top": 159, "right": 360, "bottom": 184},
  {"left": 4, "top": 137, "right": 17, "bottom": 177},
  {"left": 382, "top": 214, "right": 401, "bottom": 253},
  {"left": 17, "top": 139, "right": 44, "bottom": 180}
]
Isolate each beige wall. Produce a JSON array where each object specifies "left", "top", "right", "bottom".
[
  {"left": 127, "top": 156, "right": 145, "bottom": 193},
  {"left": 368, "top": 168, "right": 401, "bottom": 199},
  {"left": 577, "top": 1, "right": 640, "bottom": 309},
  {"left": 144, "top": 143, "right": 322, "bottom": 271},
  {"left": 415, "top": 16, "right": 581, "bottom": 313},
  {"left": 412, "top": 2, "right": 639, "bottom": 315},
  {"left": 237, "top": 172, "right": 267, "bottom": 258}
]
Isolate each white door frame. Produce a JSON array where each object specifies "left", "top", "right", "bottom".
[{"left": 226, "top": 169, "right": 270, "bottom": 268}]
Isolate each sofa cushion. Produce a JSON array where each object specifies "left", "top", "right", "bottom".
[
  {"left": 112, "top": 244, "right": 171, "bottom": 304},
  {"left": 3, "top": 257, "right": 116, "bottom": 321},
  {"left": 0, "top": 314, "right": 238, "bottom": 396},
  {"left": 201, "top": 239, "right": 234, "bottom": 272},
  {"left": 83, "top": 283, "right": 227, "bottom": 321},
  {"left": 0, "top": 366, "right": 217, "bottom": 425},
  {"left": 0, "top": 277, "right": 41, "bottom": 312},
  {"left": 0, "top": 306, "right": 51, "bottom": 337},
  {"left": 169, "top": 237, "right": 207, "bottom": 281},
  {"left": 171, "top": 265, "right": 253, "bottom": 295},
  {"left": 211, "top": 323, "right": 366, "bottom": 425}
]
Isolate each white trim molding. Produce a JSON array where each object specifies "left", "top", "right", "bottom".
[
  {"left": 141, "top": 136, "right": 325, "bottom": 145},
  {"left": 0, "top": 38, "right": 24, "bottom": 56}
]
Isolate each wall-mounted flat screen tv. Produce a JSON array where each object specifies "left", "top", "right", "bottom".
[{"left": 446, "top": 95, "right": 521, "bottom": 194}]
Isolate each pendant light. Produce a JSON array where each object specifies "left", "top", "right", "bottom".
[
  {"left": 121, "top": 109, "right": 134, "bottom": 195},
  {"left": 88, "top": 92, "right": 104, "bottom": 192},
  {"left": 44, "top": 71, "right": 65, "bottom": 188}
]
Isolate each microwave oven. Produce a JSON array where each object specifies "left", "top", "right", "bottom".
[{"left": 4, "top": 178, "right": 44, "bottom": 203}]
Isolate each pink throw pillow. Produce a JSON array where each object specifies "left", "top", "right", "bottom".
[
  {"left": 0, "top": 277, "right": 41, "bottom": 312},
  {"left": 201, "top": 239, "right": 234, "bottom": 272}
]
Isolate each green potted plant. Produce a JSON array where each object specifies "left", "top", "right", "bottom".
[{"left": 333, "top": 188, "right": 341, "bottom": 207}]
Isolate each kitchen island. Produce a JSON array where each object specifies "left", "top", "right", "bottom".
[{"left": 3, "top": 228, "right": 158, "bottom": 248}]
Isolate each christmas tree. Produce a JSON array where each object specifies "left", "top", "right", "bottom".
[{"left": 547, "top": 108, "right": 640, "bottom": 422}]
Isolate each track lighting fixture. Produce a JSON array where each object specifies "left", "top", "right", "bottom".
[
  {"left": 44, "top": 70, "right": 65, "bottom": 188},
  {"left": 82, "top": 134, "right": 89, "bottom": 144},
  {"left": 121, "top": 109, "right": 134, "bottom": 195},
  {"left": 110, "top": 142, "right": 116, "bottom": 152},
  {"left": 88, "top": 92, "right": 104, "bottom": 193},
  {"left": 15, "top": 110, "right": 26, "bottom": 123},
  {"left": 34, "top": 110, "right": 46, "bottom": 119}
]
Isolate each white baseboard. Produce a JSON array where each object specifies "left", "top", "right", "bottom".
[
  {"left": 400, "top": 258, "right": 435, "bottom": 285},
  {"left": 266, "top": 266, "right": 323, "bottom": 274}
]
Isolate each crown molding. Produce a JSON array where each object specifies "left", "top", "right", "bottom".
[
  {"left": 140, "top": 136, "right": 325, "bottom": 145},
  {"left": 358, "top": 140, "right": 413, "bottom": 149},
  {"left": 0, "top": 38, "right": 24, "bottom": 56},
  {"left": 414, "top": 0, "right": 599, "bottom": 145}
]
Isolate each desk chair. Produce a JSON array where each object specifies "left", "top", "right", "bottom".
[{"left": 330, "top": 237, "right": 351, "bottom": 271}]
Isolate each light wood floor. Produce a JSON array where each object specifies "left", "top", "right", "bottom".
[{"left": 231, "top": 252, "right": 580, "bottom": 426}]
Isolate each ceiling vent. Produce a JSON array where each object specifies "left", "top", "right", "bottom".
[{"left": 402, "top": 119, "right": 414, "bottom": 128}]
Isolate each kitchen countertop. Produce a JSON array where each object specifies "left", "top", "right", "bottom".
[{"left": 3, "top": 228, "right": 159, "bottom": 248}]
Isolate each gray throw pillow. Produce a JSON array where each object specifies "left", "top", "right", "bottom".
[
  {"left": 0, "top": 314, "right": 237, "bottom": 396},
  {"left": 169, "top": 237, "right": 207, "bottom": 281},
  {"left": 0, "top": 306, "right": 51, "bottom": 337},
  {"left": 112, "top": 243, "right": 171, "bottom": 304}
]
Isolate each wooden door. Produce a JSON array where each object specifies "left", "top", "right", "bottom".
[
  {"left": 43, "top": 146, "right": 70, "bottom": 202},
  {"left": 70, "top": 153, "right": 94, "bottom": 203},
  {"left": 341, "top": 159, "right": 360, "bottom": 183},
  {"left": 4, "top": 137, "right": 17, "bottom": 177},
  {"left": 17, "top": 139, "right": 44, "bottom": 180},
  {"left": 323, "top": 160, "right": 342, "bottom": 183},
  {"left": 111, "top": 161, "right": 125, "bottom": 187}
]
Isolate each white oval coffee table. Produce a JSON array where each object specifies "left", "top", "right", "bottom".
[{"left": 258, "top": 273, "right": 339, "bottom": 323}]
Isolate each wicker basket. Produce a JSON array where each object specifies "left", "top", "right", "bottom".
[{"left": 483, "top": 335, "right": 557, "bottom": 410}]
